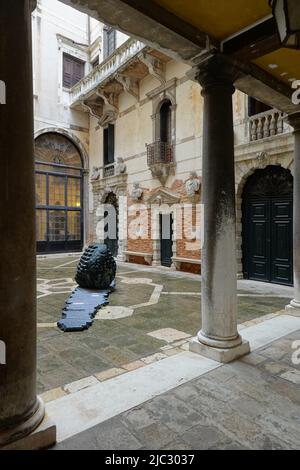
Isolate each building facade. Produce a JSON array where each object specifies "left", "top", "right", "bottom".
[{"left": 33, "top": 0, "right": 294, "bottom": 285}]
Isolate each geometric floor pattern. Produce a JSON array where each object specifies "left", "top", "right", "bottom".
[{"left": 37, "top": 255, "right": 291, "bottom": 395}]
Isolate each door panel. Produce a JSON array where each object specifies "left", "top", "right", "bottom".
[
  {"left": 160, "top": 214, "right": 173, "bottom": 267},
  {"left": 243, "top": 198, "right": 293, "bottom": 286},
  {"left": 271, "top": 200, "right": 293, "bottom": 285},
  {"left": 247, "top": 201, "right": 270, "bottom": 282}
]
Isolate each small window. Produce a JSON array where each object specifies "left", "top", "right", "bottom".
[
  {"left": 103, "top": 26, "right": 116, "bottom": 59},
  {"left": 104, "top": 124, "right": 115, "bottom": 166},
  {"left": 63, "top": 53, "right": 85, "bottom": 88}
]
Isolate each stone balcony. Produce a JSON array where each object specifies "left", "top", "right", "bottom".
[
  {"left": 70, "top": 38, "right": 146, "bottom": 106},
  {"left": 69, "top": 38, "right": 170, "bottom": 127},
  {"left": 249, "top": 108, "right": 291, "bottom": 142}
]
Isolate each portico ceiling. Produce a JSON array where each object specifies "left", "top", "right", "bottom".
[
  {"left": 60, "top": 0, "right": 300, "bottom": 113},
  {"left": 153, "top": 0, "right": 271, "bottom": 41}
]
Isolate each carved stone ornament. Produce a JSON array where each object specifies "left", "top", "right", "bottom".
[
  {"left": 115, "top": 157, "right": 127, "bottom": 175},
  {"left": 150, "top": 163, "right": 175, "bottom": 186},
  {"left": 91, "top": 166, "right": 101, "bottom": 181},
  {"left": 185, "top": 171, "right": 201, "bottom": 197},
  {"left": 256, "top": 151, "right": 270, "bottom": 167},
  {"left": 131, "top": 182, "right": 143, "bottom": 201}
]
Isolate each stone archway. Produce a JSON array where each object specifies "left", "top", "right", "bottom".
[
  {"left": 235, "top": 152, "right": 294, "bottom": 282},
  {"left": 34, "top": 128, "right": 90, "bottom": 249}
]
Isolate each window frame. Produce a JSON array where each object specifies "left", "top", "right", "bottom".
[{"left": 63, "top": 53, "right": 85, "bottom": 89}]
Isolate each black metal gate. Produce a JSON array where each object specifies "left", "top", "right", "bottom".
[{"left": 242, "top": 166, "right": 293, "bottom": 286}]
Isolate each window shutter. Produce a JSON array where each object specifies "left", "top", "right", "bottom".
[
  {"left": 63, "top": 55, "right": 73, "bottom": 88},
  {"left": 63, "top": 54, "right": 85, "bottom": 89},
  {"left": 73, "top": 61, "right": 84, "bottom": 86}
]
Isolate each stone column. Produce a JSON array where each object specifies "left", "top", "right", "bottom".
[
  {"left": 0, "top": 0, "right": 55, "bottom": 448},
  {"left": 286, "top": 112, "right": 300, "bottom": 315},
  {"left": 189, "top": 56, "right": 250, "bottom": 363}
]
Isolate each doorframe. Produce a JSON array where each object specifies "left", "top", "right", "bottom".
[
  {"left": 235, "top": 153, "right": 294, "bottom": 280},
  {"left": 240, "top": 165, "right": 294, "bottom": 286},
  {"left": 152, "top": 204, "right": 178, "bottom": 267},
  {"left": 36, "top": 169, "right": 84, "bottom": 254},
  {"left": 159, "top": 212, "right": 174, "bottom": 267},
  {"left": 34, "top": 127, "right": 89, "bottom": 249}
]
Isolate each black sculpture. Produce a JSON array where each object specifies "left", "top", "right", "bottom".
[
  {"left": 75, "top": 244, "right": 116, "bottom": 290},
  {"left": 57, "top": 244, "right": 116, "bottom": 332}
]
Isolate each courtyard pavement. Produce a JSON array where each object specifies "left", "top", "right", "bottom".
[
  {"left": 36, "top": 255, "right": 300, "bottom": 450},
  {"left": 37, "top": 255, "right": 290, "bottom": 395},
  {"left": 54, "top": 330, "right": 300, "bottom": 450}
]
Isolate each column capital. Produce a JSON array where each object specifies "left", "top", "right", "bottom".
[
  {"left": 188, "top": 54, "right": 240, "bottom": 94},
  {"left": 287, "top": 111, "right": 300, "bottom": 132}
]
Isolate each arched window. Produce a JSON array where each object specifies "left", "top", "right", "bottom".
[
  {"left": 35, "top": 133, "right": 84, "bottom": 253},
  {"left": 159, "top": 100, "right": 172, "bottom": 143}
]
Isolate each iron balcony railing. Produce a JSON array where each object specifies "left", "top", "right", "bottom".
[{"left": 146, "top": 141, "right": 174, "bottom": 166}]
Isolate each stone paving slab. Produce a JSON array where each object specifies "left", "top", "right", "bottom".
[
  {"left": 54, "top": 330, "right": 300, "bottom": 450},
  {"left": 37, "top": 256, "right": 289, "bottom": 394}
]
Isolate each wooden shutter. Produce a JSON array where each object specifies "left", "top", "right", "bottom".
[
  {"left": 63, "top": 54, "right": 85, "bottom": 88},
  {"left": 73, "top": 60, "right": 84, "bottom": 86},
  {"left": 63, "top": 55, "right": 73, "bottom": 88}
]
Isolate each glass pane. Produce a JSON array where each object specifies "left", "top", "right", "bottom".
[
  {"left": 49, "top": 175, "right": 65, "bottom": 207},
  {"left": 35, "top": 133, "right": 82, "bottom": 168},
  {"left": 35, "top": 173, "right": 47, "bottom": 206},
  {"left": 35, "top": 164, "right": 81, "bottom": 176},
  {"left": 67, "top": 178, "right": 81, "bottom": 208},
  {"left": 36, "top": 210, "right": 47, "bottom": 241},
  {"left": 67, "top": 211, "right": 81, "bottom": 241},
  {"left": 49, "top": 211, "right": 66, "bottom": 242}
]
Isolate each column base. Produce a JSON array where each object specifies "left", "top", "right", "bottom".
[
  {"left": 0, "top": 397, "right": 56, "bottom": 450},
  {"left": 189, "top": 337, "right": 250, "bottom": 363},
  {"left": 286, "top": 300, "right": 300, "bottom": 316},
  {"left": 152, "top": 261, "right": 161, "bottom": 267},
  {"left": 1, "top": 414, "right": 56, "bottom": 450}
]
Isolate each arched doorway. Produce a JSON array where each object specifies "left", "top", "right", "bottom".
[
  {"left": 242, "top": 165, "right": 293, "bottom": 286},
  {"left": 104, "top": 192, "right": 119, "bottom": 257},
  {"left": 35, "top": 132, "right": 84, "bottom": 253}
]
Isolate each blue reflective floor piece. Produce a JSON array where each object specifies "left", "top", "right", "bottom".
[{"left": 57, "top": 286, "right": 112, "bottom": 332}]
